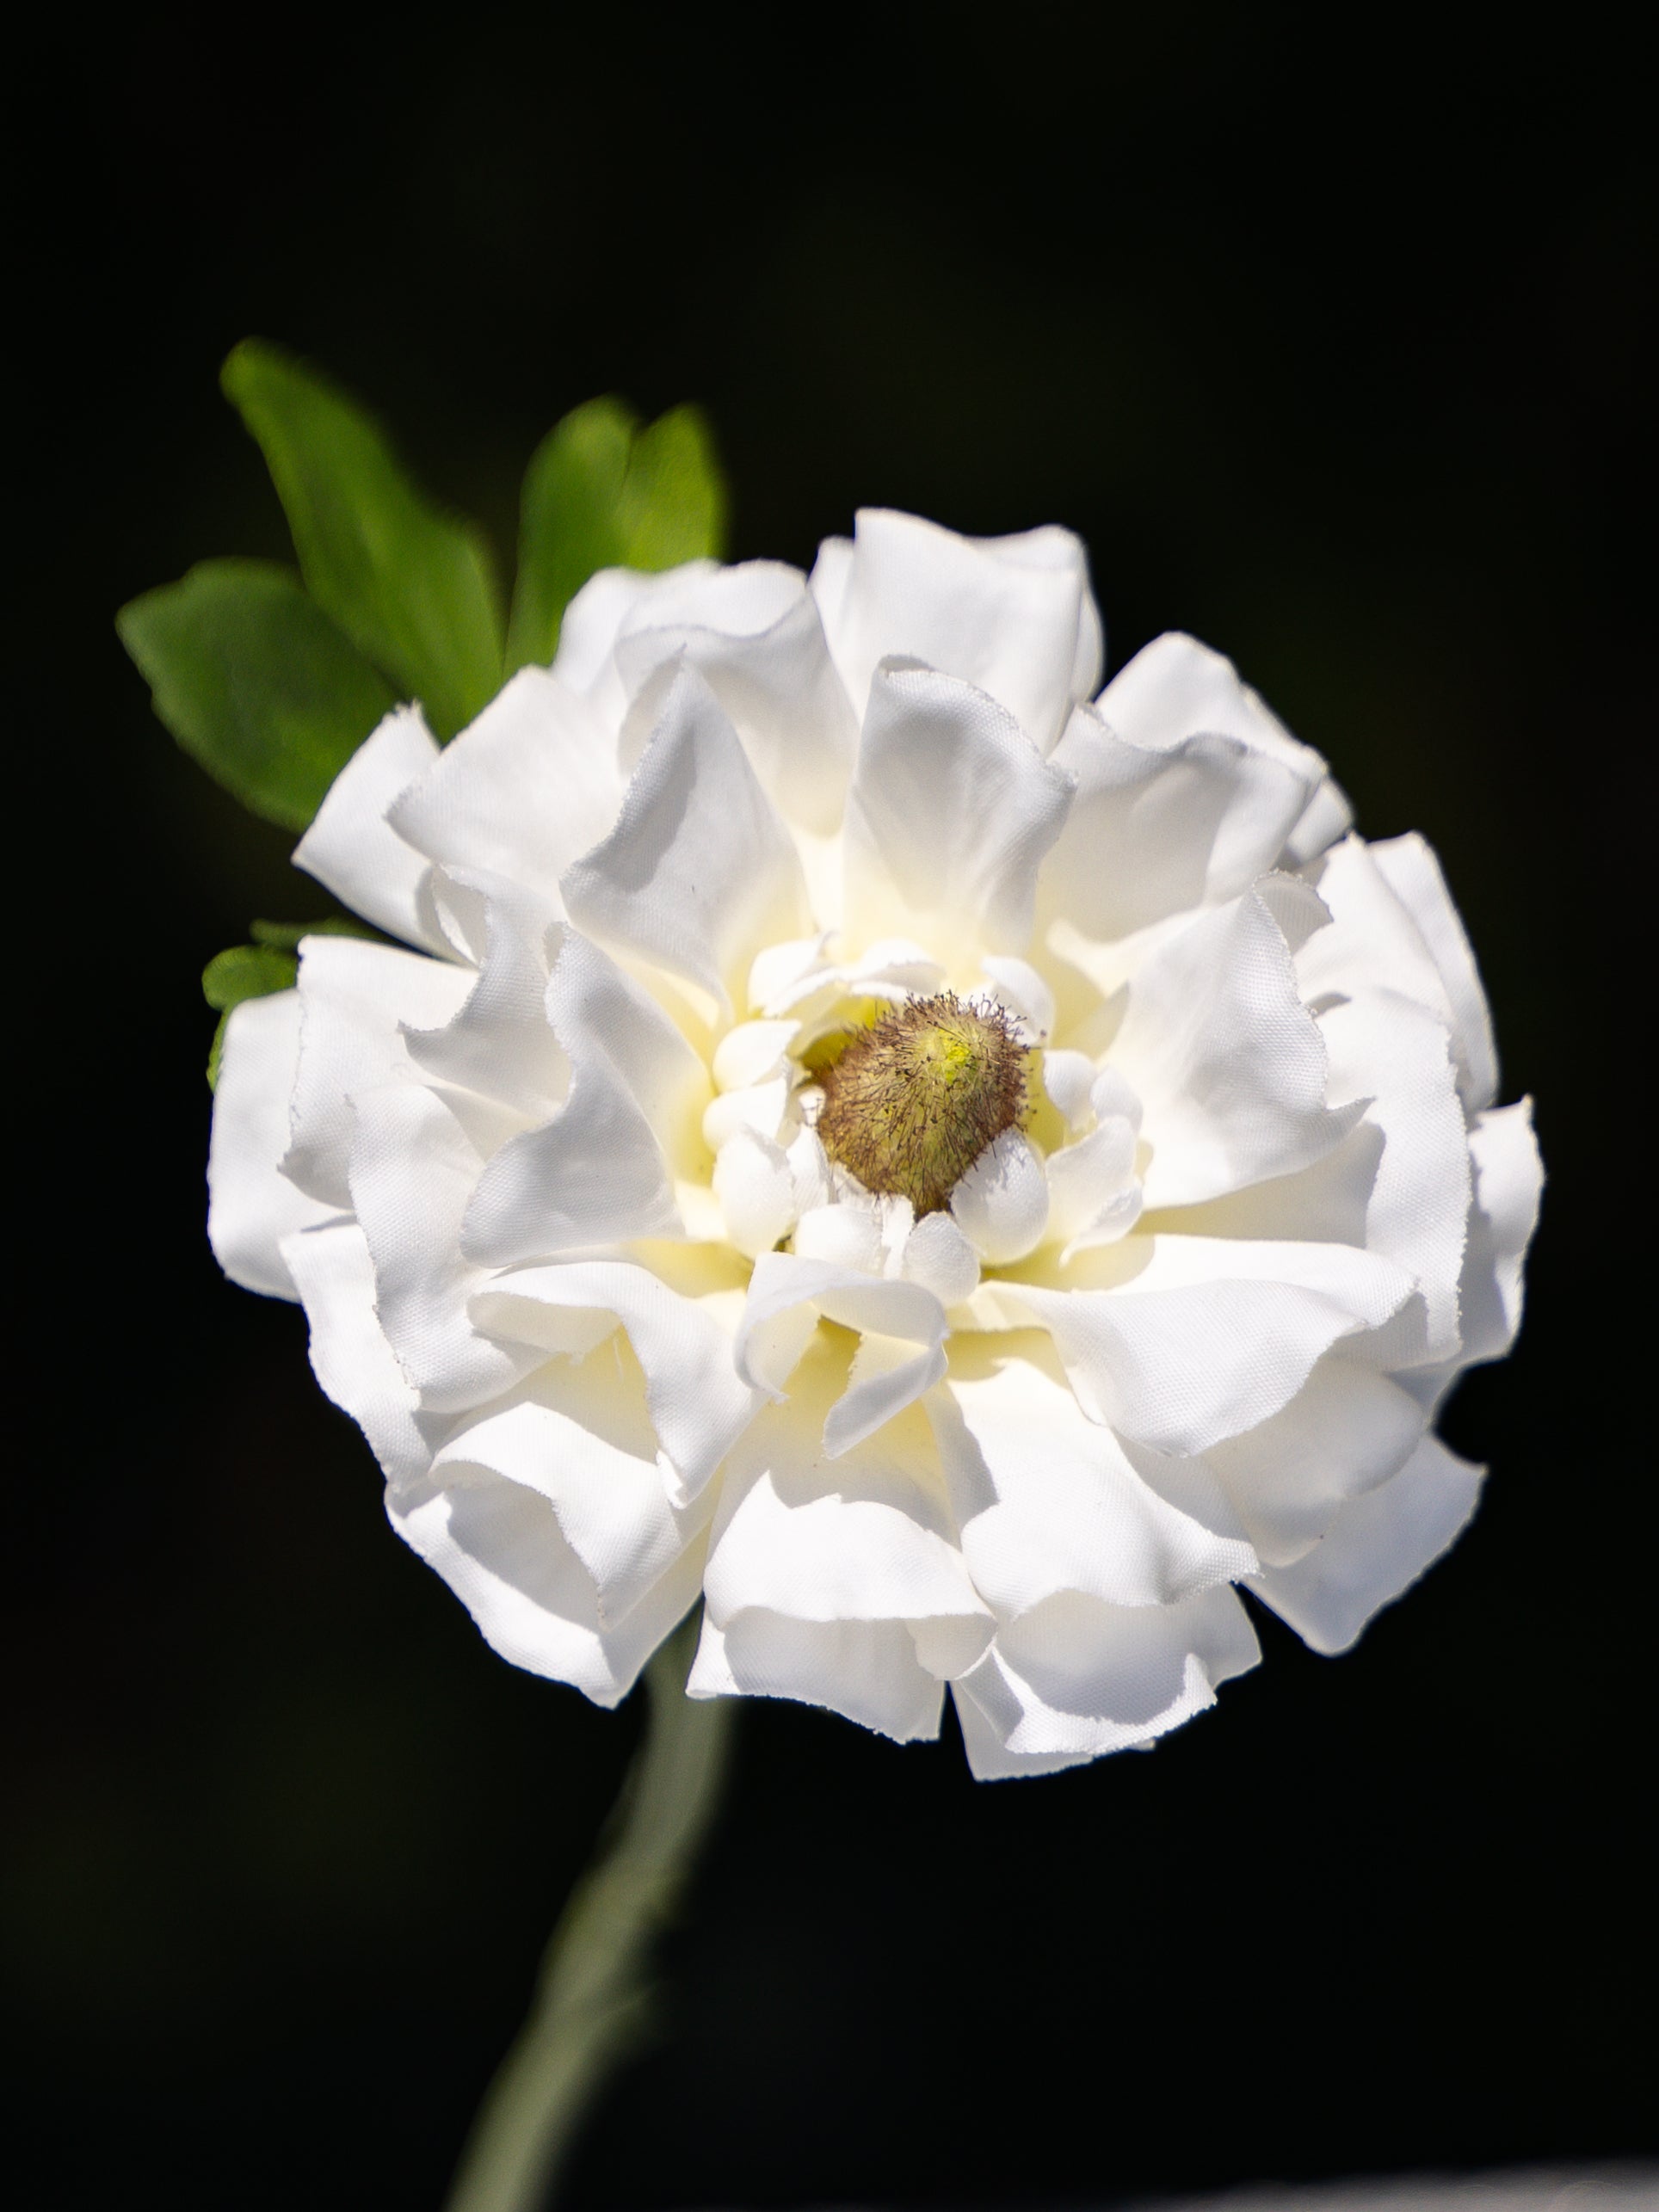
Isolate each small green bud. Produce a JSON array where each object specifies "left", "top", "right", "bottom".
[{"left": 815, "top": 992, "right": 1031, "bottom": 1217}]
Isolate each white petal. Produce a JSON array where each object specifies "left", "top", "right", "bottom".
[
  {"left": 562, "top": 662, "right": 810, "bottom": 1013},
  {"left": 283, "top": 936, "right": 473, "bottom": 1208},
  {"left": 711, "top": 1018, "right": 799, "bottom": 1092},
  {"left": 692, "top": 1330, "right": 990, "bottom": 1739},
  {"left": 845, "top": 662, "right": 1073, "bottom": 957},
  {"left": 737, "top": 1252, "right": 949, "bottom": 1450},
  {"left": 1458, "top": 1100, "right": 1543, "bottom": 1365},
  {"left": 952, "top": 1586, "right": 1261, "bottom": 1779},
  {"left": 978, "top": 953, "right": 1055, "bottom": 1038},
  {"left": 207, "top": 992, "right": 336, "bottom": 1299},
  {"left": 1202, "top": 1354, "right": 1428, "bottom": 1567},
  {"left": 460, "top": 933, "right": 704, "bottom": 1266},
  {"left": 1097, "top": 631, "right": 1332, "bottom": 821},
  {"left": 613, "top": 562, "right": 859, "bottom": 835},
  {"left": 388, "top": 668, "right": 623, "bottom": 909},
  {"left": 1319, "top": 990, "right": 1471, "bottom": 1369},
  {"left": 792, "top": 1198, "right": 884, "bottom": 1275},
  {"left": 389, "top": 1464, "right": 703, "bottom": 1706},
  {"left": 280, "top": 1219, "right": 430, "bottom": 1482},
  {"left": 1045, "top": 1112, "right": 1142, "bottom": 1255},
  {"left": 402, "top": 869, "right": 568, "bottom": 1118},
  {"left": 471, "top": 1258, "right": 760, "bottom": 1502},
  {"left": 997, "top": 1235, "right": 1414, "bottom": 1455},
  {"left": 712, "top": 1127, "right": 799, "bottom": 1260},
  {"left": 551, "top": 561, "right": 721, "bottom": 725},
  {"left": 898, "top": 1211, "right": 981, "bottom": 1307},
  {"left": 1249, "top": 1433, "right": 1484, "bottom": 1654},
  {"left": 349, "top": 1079, "right": 540, "bottom": 1414},
  {"left": 1113, "top": 884, "right": 1357, "bottom": 1210},
  {"left": 933, "top": 1337, "right": 1256, "bottom": 1614},
  {"left": 1370, "top": 832, "right": 1498, "bottom": 1112},
  {"left": 818, "top": 509, "right": 1095, "bottom": 752},
  {"left": 950, "top": 1130, "right": 1051, "bottom": 1264},
  {"left": 292, "top": 705, "right": 449, "bottom": 951}
]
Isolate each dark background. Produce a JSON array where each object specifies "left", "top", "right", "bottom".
[{"left": 14, "top": 9, "right": 1653, "bottom": 2209}]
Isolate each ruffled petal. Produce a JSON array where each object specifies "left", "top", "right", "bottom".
[
  {"left": 1457, "top": 1099, "right": 1543, "bottom": 1365},
  {"left": 949, "top": 1130, "right": 1051, "bottom": 1264},
  {"left": 737, "top": 1252, "right": 950, "bottom": 1457},
  {"left": 691, "top": 1330, "right": 991, "bottom": 1741},
  {"left": 402, "top": 868, "right": 567, "bottom": 1118},
  {"left": 612, "top": 562, "right": 859, "bottom": 835},
  {"left": 1249, "top": 1433, "right": 1484, "bottom": 1654},
  {"left": 562, "top": 662, "right": 811, "bottom": 1011},
  {"left": 845, "top": 662, "right": 1073, "bottom": 958},
  {"left": 284, "top": 936, "right": 473, "bottom": 1208},
  {"left": 1369, "top": 832, "right": 1499, "bottom": 1113},
  {"left": 460, "top": 933, "right": 705, "bottom": 1266},
  {"left": 388, "top": 668, "right": 623, "bottom": 909},
  {"left": 952, "top": 1586, "right": 1261, "bottom": 1779},
  {"left": 815, "top": 509, "right": 1096, "bottom": 752},
  {"left": 280, "top": 1218, "right": 430, "bottom": 1482},
  {"left": 934, "top": 1334, "right": 1256, "bottom": 1614},
  {"left": 551, "top": 561, "right": 721, "bottom": 728},
  {"left": 292, "top": 705, "right": 449, "bottom": 951},
  {"left": 1113, "top": 880, "right": 1358, "bottom": 1209},
  {"left": 207, "top": 992, "right": 336, "bottom": 1299},
  {"left": 994, "top": 1234, "right": 1415, "bottom": 1455},
  {"left": 471, "top": 1259, "right": 761, "bottom": 1503}
]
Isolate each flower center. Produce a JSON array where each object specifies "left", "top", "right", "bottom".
[{"left": 814, "top": 992, "right": 1031, "bottom": 1216}]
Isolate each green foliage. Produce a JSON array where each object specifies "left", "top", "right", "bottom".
[
  {"left": 506, "top": 398, "right": 729, "bottom": 670},
  {"left": 201, "top": 942, "right": 299, "bottom": 1089},
  {"left": 222, "top": 340, "right": 505, "bottom": 740},
  {"left": 117, "top": 561, "right": 398, "bottom": 830},
  {"left": 248, "top": 916, "right": 379, "bottom": 951}
]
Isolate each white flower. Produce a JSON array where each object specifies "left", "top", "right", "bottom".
[{"left": 208, "top": 510, "right": 1541, "bottom": 1778}]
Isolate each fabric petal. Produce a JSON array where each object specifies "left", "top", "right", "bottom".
[
  {"left": 471, "top": 1259, "right": 761, "bottom": 1502},
  {"left": 207, "top": 992, "right": 336, "bottom": 1299},
  {"left": 1458, "top": 1099, "right": 1543, "bottom": 1365},
  {"left": 551, "top": 561, "right": 721, "bottom": 728},
  {"left": 1249, "top": 1433, "right": 1484, "bottom": 1654},
  {"left": 817, "top": 508, "right": 1095, "bottom": 752},
  {"left": 845, "top": 662, "right": 1074, "bottom": 958},
  {"left": 737, "top": 1251, "right": 950, "bottom": 1452},
  {"left": 1113, "top": 881, "right": 1356, "bottom": 1210},
  {"left": 952, "top": 1586, "right": 1261, "bottom": 1779},
  {"left": 933, "top": 1335, "right": 1257, "bottom": 1614},
  {"left": 612, "top": 562, "right": 859, "bottom": 835},
  {"left": 402, "top": 869, "right": 567, "bottom": 1118},
  {"left": 284, "top": 936, "right": 474, "bottom": 1208},
  {"left": 293, "top": 705, "right": 448, "bottom": 951},
  {"left": 1369, "top": 832, "right": 1499, "bottom": 1113},
  {"left": 280, "top": 1218, "right": 431, "bottom": 1482},
  {"left": 996, "top": 1235, "right": 1415, "bottom": 1455},
  {"left": 388, "top": 668, "right": 624, "bottom": 910},
  {"left": 949, "top": 1130, "right": 1051, "bottom": 1264},
  {"left": 562, "top": 662, "right": 810, "bottom": 1011}
]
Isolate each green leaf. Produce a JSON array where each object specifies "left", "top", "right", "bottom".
[
  {"left": 506, "top": 397, "right": 729, "bottom": 671},
  {"left": 248, "top": 915, "right": 379, "bottom": 950},
  {"left": 201, "top": 943, "right": 299, "bottom": 1089},
  {"left": 223, "top": 338, "right": 504, "bottom": 739},
  {"left": 118, "top": 560, "right": 398, "bottom": 831}
]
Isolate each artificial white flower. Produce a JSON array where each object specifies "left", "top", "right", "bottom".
[{"left": 208, "top": 510, "right": 1541, "bottom": 1778}]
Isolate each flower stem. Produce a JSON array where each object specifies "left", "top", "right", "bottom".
[{"left": 442, "top": 1613, "right": 734, "bottom": 2212}]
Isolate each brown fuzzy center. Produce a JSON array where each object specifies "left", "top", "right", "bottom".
[{"left": 814, "top": 991, "right": 1031, "bottom": 1216}]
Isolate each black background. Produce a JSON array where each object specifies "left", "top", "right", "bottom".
[{"left": 14, "top": 9, "right": 1653, "bottom": 2209}]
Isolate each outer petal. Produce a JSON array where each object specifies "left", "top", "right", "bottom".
[
  {"left": 1113, "top": 880, "right": 1358, "bottom": 1209},
  {"left": 551, "top": 561, "right": 721, "bottom": 728},
  {"left": 814, "top": 509, "right": 1096, "bottom": 752},
  {"left": 388, "top": 1468, "right": 704, "bottom": 1706},
  {"left": 280, "top": 1218, "right": 430, "bottom": 1482},
  {"left": 460, "top": 933, "right": 703, "bottom": 1266},
  {"left": 1457, "top": 1099, "right": 1543, "bottom": 1365},
  {"left": 691, "top": 1331, "right": 992, "bottom": 1741},
  {"left": 932, "top": 1335, "right": 1257, "bottom": 1615},
  {"left": 994, "top": 1235, "right": 1415, "bottom": 1455},
  {"left": 562, "top": 662, "right": 811, "bottom": 1011},
  {"left": 207, "top": 992, "right": 336, "bottom": 1299},
  {"left": 283, "top": 936, "right": 473, "bottom": 1208},
  {"left": 471, "top": 1260, "right": 761, "bottom": 1503},
  {"left": 293, "top": 705, "right": 449, "bottom": 951},
  {"left": 388, "top": 669, "right": 623, "bottom": 908},
  {"left": 612, "top": 563, "right": 859, "bottom": 835},
  {"left": 1201, "top": 1354, "right": 1428, "bottom": 1567},
  {"left": 402, "top": 869, "right": 567, "bottom": 1118},
  {"left": 953, "top": 1586, "right": 1261, "bottom": 1779},
  {"left": 349, "top": 1079, "right": 540, "bottom": 1414},
  {"left": 1369, "top": 832, "right": 1499, "bottom": 1113},
  {"left": 1249, "top": 1433, "right": 1484, "bottom": 1654},
  {"left": 1095, "top": 632, "right": 1347, "bottom": 867},
  {"left": 1041, "top": 700, "right": 1317, "bottom": 944},
  {"left": 845, "top": 662, "right": 1073, "bottom": 958}
]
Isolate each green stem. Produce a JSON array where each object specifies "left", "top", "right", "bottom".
[{"left": 442, "top": 1613, "right": 735, "bottom": 2212}]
